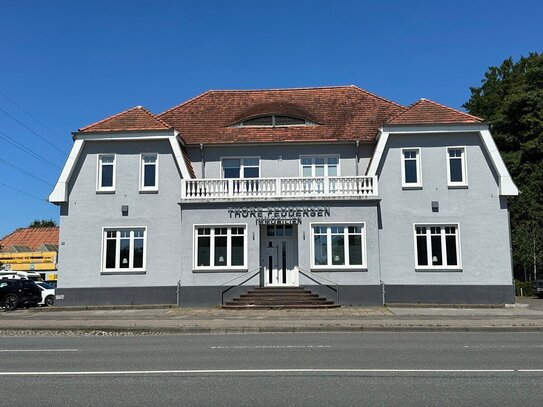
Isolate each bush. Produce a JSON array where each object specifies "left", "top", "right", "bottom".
[{"left": 515, "top": 279, "right": 534, "bottom": 297}]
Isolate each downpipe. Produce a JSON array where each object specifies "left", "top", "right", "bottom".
[{"left": 176, "top": 279, "right": 181, "bottom": 307}]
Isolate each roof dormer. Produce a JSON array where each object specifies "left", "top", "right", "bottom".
[{"left": 233, "top": 114, "right": 317, "bottom": 127}]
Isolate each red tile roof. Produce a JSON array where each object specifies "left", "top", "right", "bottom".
[
  {"left": 75, "top": 89, "right": 485, "bottom": 147},
  {"left": 0, "top": 227, "right": 59, "bottom": 252},
  {"left": 158, "top": 86, "right": 406, "bottom": 144},
  {"left": 79, "top": 106, "right": 172, "bottom": 133},
  {"left": 386, "top": 98, "right": 484, "bottom": 125}
]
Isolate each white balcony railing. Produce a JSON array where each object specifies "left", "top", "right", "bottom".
[{"left": 181, "top": 176, "right": 378, "bottom": 201}]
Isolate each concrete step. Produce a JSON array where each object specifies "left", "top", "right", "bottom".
[
  {"left": 240, "top": 292, "right": 319, "bottom": 298},
  {"left": 235, "top": 299, "right": 325, "bottom": 304},
  {"left": 221, "top": 304, "right": 341, "bottom": 309},
  {"left": 222, "top": 286, "right": 338, "bottom": 309}
]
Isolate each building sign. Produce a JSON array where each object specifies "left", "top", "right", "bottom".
[{"left": 228, "top": 206, "right": 331, "bottom": 225}]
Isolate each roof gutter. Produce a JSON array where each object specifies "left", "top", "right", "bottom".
[{"left": 200, "top": 144, "right": 205, "bottom": 178}]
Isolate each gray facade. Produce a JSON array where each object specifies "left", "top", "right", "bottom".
[
  {"left": 376, "top": 133, "right": 514, "bottom": 303},
  {"left": 51, "top": 92, "right": 517, "bottom": 307}
]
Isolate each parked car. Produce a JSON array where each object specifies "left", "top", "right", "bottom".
[
  {"left": 533, "top": 280, "right": 543, "bottom": 299},
  {"left": 0, "top": 279, "right": 42, "bottom": 311},
  {"left": 35, "top": 281, "right": 55, "bottom": 306},
  {"left": 0, "top": 270, "right": 44, "bottom": 281}
]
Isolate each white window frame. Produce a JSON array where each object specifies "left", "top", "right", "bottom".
[
  {"left": 101, "top": 226, "right": 147, "bottom": 273},
  {"left": 193, "top": 224, "right": 248, "bottom": 271},
  {"left": 139, "top": 153, "right": 159, "bottom": 192},
  {"left": 310, "top": 222, "right": 367, "bottom": 270},
  {"left": 96, "top": 154, "right": 116, "bottom": 192},
  {"left": 236, "top": 115, "right": 315, "bottom": 127},
  {"left": 413, "top": 223, "right": 462, "bottom": 270},
  {"left": 401, "top": 148, "right": 422, "bottom": 188},
  {"left": 447, "top": 146, "right": 468, "bottom": 188},
  {"left": 220, "top": 157, "right": 261, "bottom": 179},
  {"left": 299, "top": 155, "right": 341, "bottom": 177}
]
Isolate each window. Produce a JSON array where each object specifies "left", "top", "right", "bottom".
[
  {"left": 102, "top": 228, "right": 146, "bottom": 272},
  {"left": 447, "top": 147, "right": 467, "bottom": 187},
  {"left": 222, "top": 157, "right": 260, "bottom": 179},
  {"left": 194, "top": 226, "right": 247, "bottom": 269},
  {"left": 300, "top": 156, "right": 340, "bottom": 193},
  {"left": 97, "top": 154, "right": 115, "bottom": 192},
  {"left": 266, "top": 225, "right": 293, "bottom": 237},
  {"left": 311, "top": 224, "right": 365, "bottom": 269},
  {"left": 300, "top": 156, "right": 339, "bottom": 177},
  {"left": 415, "top": 225, "right": 461, "bottom": 269},
  {"left": 401, "top": 148, "right": 421, "bottom": 188},
  {"left": 140, "top": 154, "right": 158, "bottom": 191},
  {"left": 236, "top": 115, "right": 314, "bottom": 127}
]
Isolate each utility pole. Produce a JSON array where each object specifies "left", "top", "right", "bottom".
[{"left": 534, "top": 235, "right": 538, "bottom": 281}]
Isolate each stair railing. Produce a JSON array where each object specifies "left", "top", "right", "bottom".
[
  {"left": 296, "top": 267, "right": 340, "bottom": 305},
  {"left": 218, "top": 266, "right": 262, "bottom": 305}
]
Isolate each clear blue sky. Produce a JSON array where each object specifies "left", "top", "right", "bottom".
[{"left": 0, "top": 0, "right": 541, "bottom": 237}]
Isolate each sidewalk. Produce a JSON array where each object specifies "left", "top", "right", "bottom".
[{"left": 1, "top": 298, "right": 543, "bottom": 334}]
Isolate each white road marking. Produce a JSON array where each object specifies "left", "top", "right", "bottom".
[
  {"left": 0, "top": 349, "right": 79, "bottom": 352},
  {"left": 463, "top": 345, "right": 543, "bottom": 349},
  {"left": 211, "top": 345, "right": 331, "bottom": 349},
  {"left": 0, "top": 368, "right": 520, "bottom": 376}
]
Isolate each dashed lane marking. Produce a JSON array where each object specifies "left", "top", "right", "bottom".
[{"left": 211, "top": 345, "right": 332, "bottom": 349}]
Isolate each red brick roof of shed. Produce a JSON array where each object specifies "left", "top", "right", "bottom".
[
  {"left": 387, "top": 98, "right": 484, "bottom": 125},
  {"left": 0, "top": 227, "right": 59, "bottom": 252},
  {"left": 158, "top": 86, "right": 406, "bottom": 144},
  {"left": 79, "top": 106, "right": 172, "bottom": 133}
]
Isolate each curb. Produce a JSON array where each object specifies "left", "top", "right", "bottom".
[
  {"left": 385, "top": 303, "right": 507, "bottom": 309},
  {"left": 30, "top": 304, "right": 178, "bottom": 312},
  {"left": 2, "top": 325, "right": 543, "bottom": 335}
]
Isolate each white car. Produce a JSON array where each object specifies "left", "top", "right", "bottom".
[{"left": 35, "top": 282, "right": 55, "bottom": 306}]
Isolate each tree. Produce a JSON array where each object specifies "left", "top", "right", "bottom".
[
  {"left": 28, "top": 219, "right": 57, "bottom": 228},
  {"left": 464, "top": 53, "right": 543, "bottom": 281}
]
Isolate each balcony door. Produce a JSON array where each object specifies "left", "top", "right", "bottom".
[
  {"left": 300, "top": 155, "right": 339, "bottom": 193},
  {"left": 261, "top": 225, "right": 299, "bottom": 287}
]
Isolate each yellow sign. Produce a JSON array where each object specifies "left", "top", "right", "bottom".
[
  {"left": 46, "top": 272, "right": 58, "bottom": 282},
  {"left": 0, "top": 251, "right": 57, "bottom": 271}
]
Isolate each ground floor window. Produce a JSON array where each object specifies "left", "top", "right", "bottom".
[
  {"left": 102, "top": 228, "right": 146, "bottom": 272},
  {"left": 311, "top": 224, "right": 365, "bottom": 269},
  {"left": 415, "top": 225, "right": 461, "bottom": 269},
  {"left": 194, "top": 225, "right": 247, "bottom": 270}
]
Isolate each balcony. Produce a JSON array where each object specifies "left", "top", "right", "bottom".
[{"left": 181, "top": 176, "right": 378, "bottom": 202}]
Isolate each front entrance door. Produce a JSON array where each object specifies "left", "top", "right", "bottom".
[{"left": 261, "top": 225, "right": 299, "bottom": 286}]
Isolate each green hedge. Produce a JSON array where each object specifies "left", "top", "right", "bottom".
[{"left": 515, "top": 279, "right": 534, "bottom": 297}]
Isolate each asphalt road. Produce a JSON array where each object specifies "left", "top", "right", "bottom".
[{"left": 1, "top": 332, "right": 543, "bottom": 406}]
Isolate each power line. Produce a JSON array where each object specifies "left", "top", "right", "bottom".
[
  {"left": 0, "top": 130, "right": 61, "bottom": 170},
  {"left": 0, "top": 105, "right": 67, "bottom": 154},
  {"left": 0, "top": 181, "right": 47, "bottom": 202},
  {"left": 0, "top": 157, "right": 54, "bottom": 186},
  {"left": 0, "top": 91, "right": 67, "bottom": 144}
]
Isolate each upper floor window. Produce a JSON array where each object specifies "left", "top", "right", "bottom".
[
  {"left": 447, "top": 147, "right": 467, "bottom": 187},
  {"left": 222, "top": 157, "right": 260, "bottom": 179},
  {"left": 300, "top": 156, "right": 339, "bottom": 177},
  {"left": 236, "top": 115, "right": 315, "bottom": 127},
  {"left": 401, "top": 148, "right": 422, "bottom": 188},
  {"left": 97, "top": 154, "right": 115, "bottom": 192},
  {"left": 140, "top": 154, "right": 158, "bottom": 191}
]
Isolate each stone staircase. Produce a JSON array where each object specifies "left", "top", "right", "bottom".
[{"left": 222, "top": 287, "right": 339, "bottom": 309}]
